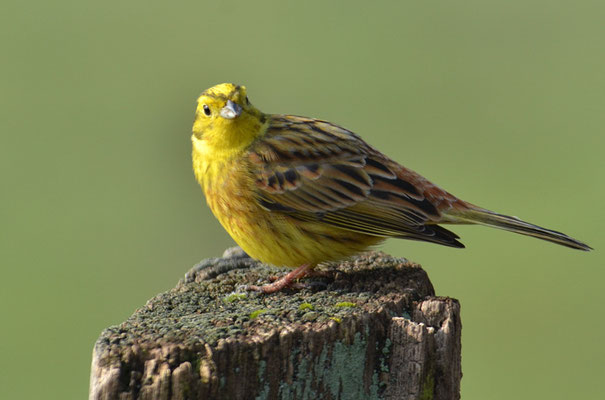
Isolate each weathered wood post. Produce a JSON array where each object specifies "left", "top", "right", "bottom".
[{"left": 89, "top": 248, "right": 461, "bottom": 400}]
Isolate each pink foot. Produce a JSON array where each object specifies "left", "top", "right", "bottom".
[{"left": 247, "top": 264, "right": 313, "bottom": 294}]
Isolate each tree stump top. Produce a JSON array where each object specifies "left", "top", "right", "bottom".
[
  {"left": 90, "top": 249, "right": 460, "bottom": 400},
  {"left": 95, "top": 251, "right": 433, "bottom": 352}
]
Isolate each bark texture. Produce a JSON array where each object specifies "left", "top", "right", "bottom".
[{"left": 90, "top": 248, "right": 461, "bottom": 400}]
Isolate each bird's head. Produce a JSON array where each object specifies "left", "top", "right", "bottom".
[{"left": 192, "top": 83, "right": 266, "bottom": 153}]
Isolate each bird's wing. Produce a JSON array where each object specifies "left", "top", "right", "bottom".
[{"left": 247, "top": 115, "right": 463, "bottom": 247}]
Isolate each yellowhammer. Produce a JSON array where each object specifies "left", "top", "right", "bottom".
[{"left": 191, "top": 83, "right": 591, "bottom": 293}]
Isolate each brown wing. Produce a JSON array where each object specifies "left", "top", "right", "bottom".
[{"left": 248, "top": 115, "right": 464, "bottom": 248}]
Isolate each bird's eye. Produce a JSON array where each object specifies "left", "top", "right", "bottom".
[
  {"left": 245, "top": 96, "right": 250, "bottom": 104},
  {"left": 203, "top": 104, "right": 211, "bottom": 116}
]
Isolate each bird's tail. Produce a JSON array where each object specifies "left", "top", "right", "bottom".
[{"left": 448, "top": 208, "right": 592, "bottom": 251}]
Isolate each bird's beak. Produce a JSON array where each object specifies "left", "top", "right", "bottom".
[{"left": 220, "top": 100, "right": 242, "bottom": 119}]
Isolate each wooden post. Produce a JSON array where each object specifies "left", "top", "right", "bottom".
[{"left": 89, "top": 248, "right": 461, "bottom": 400}]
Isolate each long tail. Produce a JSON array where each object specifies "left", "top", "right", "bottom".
[{"left": 449, "top": 208, "right": 592, "bottom": 251}]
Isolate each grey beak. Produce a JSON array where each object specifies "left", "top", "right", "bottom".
[{"left": 220, "top": 100, "right": 242, "bottom": 119}]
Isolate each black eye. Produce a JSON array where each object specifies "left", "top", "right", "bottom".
[{"left": 203, "top": 104, "right": 211, "bottom": 116}]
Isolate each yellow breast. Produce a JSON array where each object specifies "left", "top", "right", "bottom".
[{"left": 192, "top": 137, "right": 381, "bottom": 267}]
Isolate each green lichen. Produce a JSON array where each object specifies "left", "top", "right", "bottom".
[
  {"left": 235, "top": 330, "right": 389, "bottom": 399},
  {"left": 190, "top": 356, "right": 202, "bottom": 377},
  {"left": 255, "top": 360, "right": 270, "bottom": 400},
  {"left": 329, "top": 317, "right": 342, "bottom": 323},
  {"left": 313, "top": 332, "right": 384, "bottom": 400},
  {"left": 255, "top": 384, "right": 270, "bottom": 400},
  {"left": 223, "top": 293, "right": 247, "bottom": 303},
  {"left": 298, "top": 302, "right": 314, "bottom": 311},
  {"left": 420, "top": 373, "right": 435, "bottom": 400},
  {"left": 258, "top": 360, "right": 266, "bottom": 381},
  {"left": 379, "top": 338, "right": 392, "bottom": 372},
  {"left": 369, "top": 370, "right": 382, "bottom": 398},
  {"left": 301, "top": 311, "right": 318, "bottom": 321},
  {"left": 279, "top": 348, "right": 312, "bottom": 400},
  {"left": 282, "top": 355, "right": 317, "bottom": 399},
  {"left": 382, "top": 338, "right": 392, "bottom": 354},
  {"left": 335, "top": 301, "right": 357, "bottom": 308},
  {"left": 249, "top": 309, "right": 268, "bottom": 319}
]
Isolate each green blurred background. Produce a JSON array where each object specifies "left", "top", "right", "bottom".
[{"left": 2, "top": 0, "right": 603, "bottom": 398}]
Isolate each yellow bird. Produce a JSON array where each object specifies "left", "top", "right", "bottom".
[{"left": 191, "top": 83, "right": 591, "bottom": 293}]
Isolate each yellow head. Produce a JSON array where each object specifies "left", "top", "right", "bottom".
[{"left": 192, "top": 83, "right": 266, "bottom": 154}]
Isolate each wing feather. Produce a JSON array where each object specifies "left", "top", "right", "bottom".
[{"left": 249, "top": 115, "right": 464, "bottom": 248}]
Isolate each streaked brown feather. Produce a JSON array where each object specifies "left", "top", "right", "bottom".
[{"left": 248, "top": 115, "right": 468, "bottom": 248}]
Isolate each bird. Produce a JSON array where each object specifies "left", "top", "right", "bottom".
[{"left": 191, "top": 83, "right": 591, "bottom": 293}]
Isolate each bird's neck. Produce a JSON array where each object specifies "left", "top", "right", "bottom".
[
  {"left": 191, "top": 118, "right": 268, "bottom": 190},
  {"left": 194, "top": 114, "right": 268, "bottom": 155}
]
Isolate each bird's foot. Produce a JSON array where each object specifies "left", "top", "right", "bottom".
[{"left": 247, "top": 263, "right": 313, "bottom": 294}]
